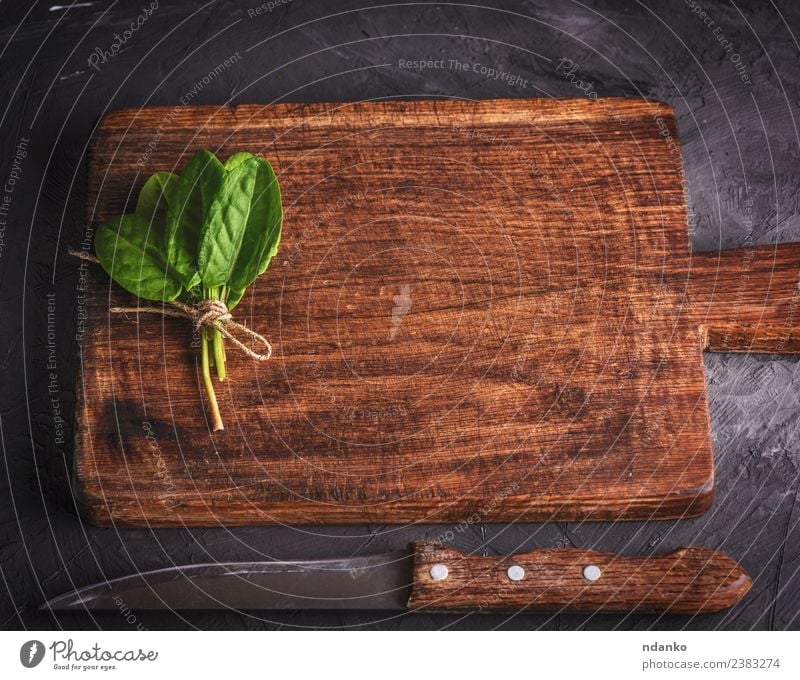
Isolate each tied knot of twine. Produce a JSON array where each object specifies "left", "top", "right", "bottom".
[
  {"left": 193, "top": 298, "right": 233, "bottom": 328},
  {"left": 70, "top": 248, "right": 272, "bottom": 362}
]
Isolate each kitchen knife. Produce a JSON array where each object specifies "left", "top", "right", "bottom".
[{"left": 41, "top": 541, "right": 751, "bottom": 614}]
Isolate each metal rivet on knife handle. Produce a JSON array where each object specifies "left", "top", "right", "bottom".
[
  {"left": 429, "top": 564, "right": 449, "bottom": 581},
  {"left": 583, "top": 564, "right": 602, "bottom": 581},
  {"left": 506, "top": 565, "right": 525, "bottom": 581}
]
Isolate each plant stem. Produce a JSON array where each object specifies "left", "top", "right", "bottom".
[
  {"left": 220, "top": 286, "right": 228, "bottom": 369},
  {"left": 206, "top": 285, "right": 225, "bottom": 381},
  {"left": 201, "top": 328, "right": 224, "bottom": 431},
  {"left": 212, "top": 328, "right": 226, "bottom": 380}
]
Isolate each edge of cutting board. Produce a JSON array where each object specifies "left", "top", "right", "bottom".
[{"left": 72, "top": 461, "right": 714, "bottom": 527}]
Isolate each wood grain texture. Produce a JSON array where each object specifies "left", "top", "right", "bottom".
[
  {"left": 688, "top": 243, "right": 800, "bottom": 353},
  {"left": 76, "top": 98, "right": 719, "bottom": 526},
  {"left": 406, "top": 541, "right": 751, "bottom": 614}
]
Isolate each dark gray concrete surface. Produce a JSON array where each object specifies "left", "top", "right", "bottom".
[{"left": 0, "top": 0, "right": 798, "bottom": 630}]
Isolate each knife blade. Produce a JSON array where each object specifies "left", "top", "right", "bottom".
[{"left": 41, "top": 541, "right": 751, "bottom": 614}]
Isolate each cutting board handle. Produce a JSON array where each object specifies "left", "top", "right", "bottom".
[
  {"left": 690, "top": 242, "right": 800, "bottom": 353},
  {"left": 406, "top": 541, "right": 750, "bottom": 614}
]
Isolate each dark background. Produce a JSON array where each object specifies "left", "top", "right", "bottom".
[{"left": 1, "top": 0, "right": 798, "bottom": 631}]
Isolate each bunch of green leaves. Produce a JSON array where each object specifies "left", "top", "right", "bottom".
[{"left": 95, "top": 149, "right": 283, "bottom": 431}]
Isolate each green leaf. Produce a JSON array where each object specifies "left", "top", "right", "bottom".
[
  {"left": 166, "top": 150, "right": 225, "bottom": 289},
  {"left": 224, "top": 152, "right": 254, "bottom": 170},
  {"left": 225, "top": 286, "right": 246, "bottom": 310},
  {"left": 95, "top": 214, "right": 183, "bottom": 302},
  {"left": 198, "top": 156, "right": 282, "bottom": 291},
  {"left": 135, "top": 172, "right": 178, "bottom": 224}
]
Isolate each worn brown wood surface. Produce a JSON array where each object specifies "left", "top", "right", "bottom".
[
  {"left": 688, "top": 244, "right": 800, "bottom": 353},
  {"left": 406, "top": 541, "right": 751, "bottom": 613},
  {"left": 73, "top": 98, "right": 796, "bottom": 527}
]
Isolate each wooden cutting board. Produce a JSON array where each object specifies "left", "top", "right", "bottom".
[{"left": 74, "top": 99, "right": 800, "bottom": 526}]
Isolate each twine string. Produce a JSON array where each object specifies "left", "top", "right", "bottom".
[{"left": 69, "top": 248, "right": 272, "bottom": 361}]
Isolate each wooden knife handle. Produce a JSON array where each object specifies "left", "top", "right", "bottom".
[
  {"left": 689, "top": 242, "right": 800, "bottom": 353},
  {"left": 406, "top": 541, "right": 751, "bottom": 614}
]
